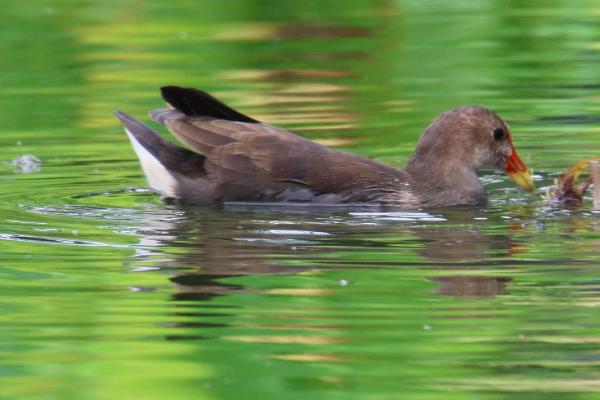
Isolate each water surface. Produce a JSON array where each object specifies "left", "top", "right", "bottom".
[{"left": 2, "top": 1, "right": 600, "bottom": 399}]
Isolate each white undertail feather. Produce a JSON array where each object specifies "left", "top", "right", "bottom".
[{"left": 124, "top": 128, "right": 177, "bottom": 198}]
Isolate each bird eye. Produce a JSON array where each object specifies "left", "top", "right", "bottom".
[{"left": 492, "top": 128, "right": 504, "bottom": 141}]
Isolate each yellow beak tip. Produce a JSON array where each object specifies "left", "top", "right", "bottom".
[{"left": 508, "top": 170, "right": 535, "bottom": 193}]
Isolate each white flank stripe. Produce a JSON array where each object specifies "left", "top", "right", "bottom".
[{"left": 125, "top": 128, "right": 177, "bottom": 197}]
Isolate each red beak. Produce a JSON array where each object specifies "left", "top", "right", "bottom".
[{"left": 505, "top": 143, "right": 535, "bottom": 193}]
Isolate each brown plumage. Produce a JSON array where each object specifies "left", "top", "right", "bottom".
[{"left": 114, "top": 86, "right": 534, "bottom": 207}]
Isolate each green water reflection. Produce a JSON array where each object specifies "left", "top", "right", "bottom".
[{"left": 2, "top": 0, "right": 600, "bottom": 399}]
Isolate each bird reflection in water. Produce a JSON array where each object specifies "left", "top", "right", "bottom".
[
  {"left": 415, "top": 208, "right": 517, "bottom": 298},
  {"left": 129, "top": 206, "right": 518, "bottom": 303}
]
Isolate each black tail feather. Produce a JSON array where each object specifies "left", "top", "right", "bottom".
[
  {"left": 114, "top": 111, "right": 206, "bottom": 177},
  {"left": 160, "top": 86, "right": 259, "bottom": 123}
]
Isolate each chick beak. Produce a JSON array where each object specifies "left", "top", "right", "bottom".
[{"left": 505, "top": 144, "right": 535, "bottom": 193}]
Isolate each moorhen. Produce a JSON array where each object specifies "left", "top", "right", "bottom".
[{"left": 114, "top": 86, "right": 534, "bottom": 207}]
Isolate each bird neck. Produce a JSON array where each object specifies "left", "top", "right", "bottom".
[{"left": 404, "top": 154, "right": 485, "bottom": 206}]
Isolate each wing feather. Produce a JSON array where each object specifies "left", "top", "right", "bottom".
[{"left": 151, "top": 106, "right": 406, "bottom": 203}]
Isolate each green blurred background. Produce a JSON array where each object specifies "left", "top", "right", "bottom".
[{"left": 2, "top": 1, "right": 600, "bottom": 399}]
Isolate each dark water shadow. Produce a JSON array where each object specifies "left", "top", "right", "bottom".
[{"left": 129, "top": 205, "right": 518, "bottom": 306}]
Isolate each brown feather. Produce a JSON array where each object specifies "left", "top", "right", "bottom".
[{"left": 118, "top": 87, "right": 529, "bottom": 207}]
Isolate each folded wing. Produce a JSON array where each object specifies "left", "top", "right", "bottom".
[{"left": 118, "top": 86, "right": 407, "bottom": 204}]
